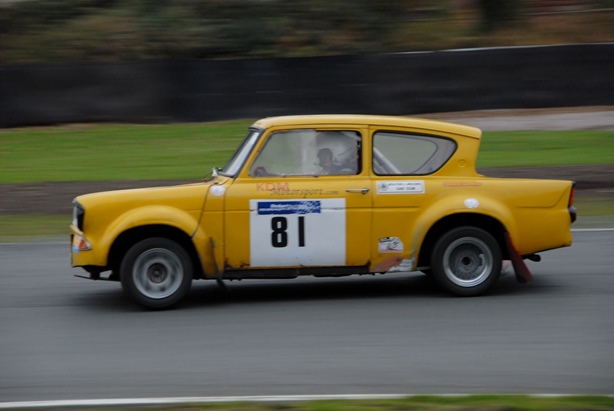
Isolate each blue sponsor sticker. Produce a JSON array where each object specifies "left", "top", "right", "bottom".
[{"left": 257, "top": 200, "right": 321, "bottom": 215}]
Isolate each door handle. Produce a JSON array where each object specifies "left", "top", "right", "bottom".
[{"left": 346, "top": 188, "right": 370, "bottom": 194}]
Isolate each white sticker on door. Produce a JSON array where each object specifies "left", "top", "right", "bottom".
[
  {"left": 376, "top": 180, "right": 425, "bottom": 194},
  {"left": 378, "top": 237, "right": 404, "bottom": 253},
  {"left": 250, "top": 198, "right": 346, "bottom": 267}
]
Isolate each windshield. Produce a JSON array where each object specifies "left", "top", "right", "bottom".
[{"left": 219, "top": 129, "right": 261, "bottom": 177}]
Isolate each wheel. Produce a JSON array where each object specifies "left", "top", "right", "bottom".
[
  {"left": 120, "top": 237, "right": 192, "bottom": 309},
  {"left": 431, "top": 227, "right": 501, "bottom": 296}
]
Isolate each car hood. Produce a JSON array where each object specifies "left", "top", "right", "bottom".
[{"left": 75, "top": 182, "right": 212, "bottom": 215}]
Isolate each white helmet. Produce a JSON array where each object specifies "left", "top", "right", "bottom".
[{"left": 315, "top": 131, "right": 358, "bottom": 165}]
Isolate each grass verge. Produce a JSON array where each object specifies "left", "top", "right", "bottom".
[
  {"left": 0, "top": 121, "right": 252, "bottom": 184},
  {"left": 204, "top": 395, "right": 614, "bottom": 411},
  {"left": 0, "top": 215, "right": 69, "bottom": 242},
  {"left": 478, "top": 130, "right": 614, "bottom": 168},
  {"left": 1, "top": 123, "right": 613, "bottom": 183}
]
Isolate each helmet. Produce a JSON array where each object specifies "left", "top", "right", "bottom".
[{"left": 315, "top": 131, "right": 358, "bottom": 166}]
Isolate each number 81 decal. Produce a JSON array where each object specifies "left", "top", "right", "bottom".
[
  {"left": 271, "top": 216, "right": 305, "bottom": 248},
  {"left": 250, "top": 199, "right": 346, "bottom": 267}
]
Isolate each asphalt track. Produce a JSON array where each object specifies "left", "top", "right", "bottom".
[{"left": 1, "top": 230, "right": 613, "bottom": 405}]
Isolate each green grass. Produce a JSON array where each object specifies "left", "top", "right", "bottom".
[
  {"left": 1, "top": 124, "right": 613, "bottom": 184},
  {"left": 0, "top": 121, "right": 253, "bottom": 183},
  {"left": 477, "top": 130, "right": 614, "bottom": 168},
  {"left": 0, "top": 215, "right": 69, "bottom": 242}
]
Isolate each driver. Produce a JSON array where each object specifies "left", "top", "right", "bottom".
[
  {"left": 317, "top": 148, "right": 348, "bottom": 175},
  {"left": 315, "top": 132, "right": 359, "bottom": 175}
]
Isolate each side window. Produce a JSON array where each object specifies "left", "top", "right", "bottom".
[
  {"left": 250, "top": 129, "right": 361, "bottom": 176},
  {"left": 372, "top": 131, "right": 456, "bottom": 175}
]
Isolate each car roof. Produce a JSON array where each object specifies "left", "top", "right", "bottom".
[{"left": 252, "top": 114, "right": 481, "bottom": 139}]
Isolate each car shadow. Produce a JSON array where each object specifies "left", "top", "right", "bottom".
[
  {"left": 186, "top": 273, "right": 444, "bottom": 307},
  {"left": 71, "top": 270, "right": 557, "bottom": 312}
]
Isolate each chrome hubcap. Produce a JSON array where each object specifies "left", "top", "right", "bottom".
[
  {"left": 443, "top": 237, "right": 493, "bottom": 287},
  {"left": 133, "top": 248, "right": 183, "bottom": 299}
]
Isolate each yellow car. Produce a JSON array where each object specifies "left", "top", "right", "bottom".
[{"left": 71, "top": 115, "right": 576, "bottom": 309}]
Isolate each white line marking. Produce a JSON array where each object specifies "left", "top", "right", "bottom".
[{"left": 0, "top": 395, "right": 405, "bottom": 409}]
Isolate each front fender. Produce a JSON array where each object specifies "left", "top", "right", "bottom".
[{"left": 93, "top": 205, "right": 202, "bottom": 265}]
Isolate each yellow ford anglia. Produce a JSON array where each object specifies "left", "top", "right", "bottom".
[{"left": 71, "top": 115, "right": 576, "bottom": 309}]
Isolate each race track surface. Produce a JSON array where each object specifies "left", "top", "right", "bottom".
[{"left": 1, "top": 230, "right": 613, "bottom": 403}]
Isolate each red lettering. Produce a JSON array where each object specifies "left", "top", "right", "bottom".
[{"left": 256, "top": 182, "right": 290, "bottom": 191}]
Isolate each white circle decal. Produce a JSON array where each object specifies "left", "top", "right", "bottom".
[
  {"left": 464, "top": 198, "right": 479, "bottom": 209},
  {"left": 210, "top": 185, "right": 226, "bottom": 196}
]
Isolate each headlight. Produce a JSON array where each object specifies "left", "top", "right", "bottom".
[{"left": 72, "top": 200, "right": 85, "bottom": 231}]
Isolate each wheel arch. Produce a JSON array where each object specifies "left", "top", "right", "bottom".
[
  {"left": 417, "top": 212, "right": 508, "bottom": 269},
  {"left": 108, "top": 225, "right": 204, "bottom": 280}
]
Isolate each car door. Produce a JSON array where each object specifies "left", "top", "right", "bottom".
[
  {"left": 368, "top": 126, "right": 457, "bottom": 272},
  {"left": 223, "top": 127, "right": 372, "bottom": 271}
]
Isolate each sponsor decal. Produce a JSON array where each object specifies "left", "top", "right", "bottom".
[
  {"left": 257, "top": 200, "right": 321, "bottom": 215},
  {"left": 377, "top": 180, "right": 425, "bottom": 194},
  {"left": 257, "top": 182, "right": 290, "bottom": 192},
  {"left": 378, "top": 236, "right": 404, "bottom": 253},
  {"left": 256, "top": 183, "right": 338, "bottom": 196},
  {"left": 464, "top": 198, "right": 480, "bottom": 209}
]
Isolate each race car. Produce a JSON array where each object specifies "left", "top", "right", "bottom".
[{"left": 71, "top": 115, "right": 576, "bottom": 309}]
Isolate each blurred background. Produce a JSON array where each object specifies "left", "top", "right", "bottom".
[
  {"left": 1, "top": 0, "right": 614, "bottom": 62},
  {"left": 1, "top": 0, "right": 613, "bottom": 127}
]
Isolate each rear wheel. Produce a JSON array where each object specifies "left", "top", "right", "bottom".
[
  {"left": 431, "top": 227, "right": 501, "bottom": 296},
  {"left": 120, "top": 237, "right": 192, "bottom": 309}
]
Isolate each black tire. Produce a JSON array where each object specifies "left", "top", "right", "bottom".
[
  {"left": 431, "top": 226, "right": 501, "bottom": 296},
  {"left": 120, "top": 237, "right": 192, "bottom": 309}
]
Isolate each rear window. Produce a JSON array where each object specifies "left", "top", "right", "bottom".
[{"left": 372, "top": 131, "right": 456, "bottom": 175}]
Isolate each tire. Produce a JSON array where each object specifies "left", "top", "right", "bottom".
[
  {"left": 431, "top": 227, "right": 501, "bottom": 296},
  {"left": 120, "top": 237, "right": 192, "bottom": 309}
]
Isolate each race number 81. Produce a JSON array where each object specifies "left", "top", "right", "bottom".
[
  {"left": 250, "top": 199, "right": 345, "bottom": 267},
  {"left": 271, "top": 216, "right": 305, "bottom": 247}
]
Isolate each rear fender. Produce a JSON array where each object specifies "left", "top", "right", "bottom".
[{"left": 412, "top": 195, "right": 514, "bottom": 267}]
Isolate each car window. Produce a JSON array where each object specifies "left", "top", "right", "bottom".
[
  {"left": 220, "top": 129, "right": 261, "bottom": 177},
  {"left": 250, "top": 129, "right": 361, "bottom": 176},
  {"left": 372, "top": 131, "right": 456, "bottom": 175}
]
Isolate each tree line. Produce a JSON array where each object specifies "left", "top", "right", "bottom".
[{"left": 0, "top": 0, "right": 594, "bottom": 63}]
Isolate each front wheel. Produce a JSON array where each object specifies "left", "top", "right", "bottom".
[
  {"left": 120, "top": 238, "right": 192, "bottom": 309},
  {"left": 431, "top": 227, "right": 501, "bottom": 296}
]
